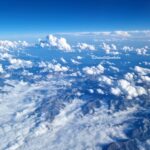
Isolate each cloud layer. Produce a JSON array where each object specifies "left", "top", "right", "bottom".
[{"left": 0, "top": 34, "right": 150, "bottom": 150}]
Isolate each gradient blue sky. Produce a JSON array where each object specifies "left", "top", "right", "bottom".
[{"left": 0, "top": 0, "right": 150, "bottom": 39}]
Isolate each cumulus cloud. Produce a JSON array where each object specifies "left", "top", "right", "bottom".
[
  {"left": 57, "top": 37, "right": 72, "bottom": 51},
  {"left": 141, "top": 75, "right": 150, "bottom": 83},
  {"left": 98, "top": 75, "right": 113, "bottom": 85},
  {"left": 77, "top": 43, "right": 95, "bottom": 50},
  {"left": 122, "top": 46, "right": 148, "bottom": 55},
  {"left": 111, "top": 87, "right": 121, "bottom": 96},
  {"left": 111, "top": 44, "right": 117, "bottom": 50},
  {"left": 124, "top": 72, "right": 134, "bottom": 81},
  {"left": 97, "top": 88, "right": 104, "bottom": 94},
  {"left": 136, "top": 86, "right": 147, "bottom": 96},
  {"left": 8, "top": 58, "right": 33, "bottom": 69},
  {"left": 136, "top": 47, "right": 148, "bottom": 55},
  {"left": 40, "top": 34, "right": 72, "bottom": 52},
  {"left": 83, "top": 64, "right": 104, "bottom": 75},
  {"left": 118, "top": 79, "right": 139, "bottom": 99},
  {"left": 77, "top": 56, "right": 82, "bottom": 60},
  {"left": 118, "top": 79, "right": 147, "bottom": 99},
  {"left": 101, "top": 43, "right": 118, "bottom": 54},
  {"left": 134, "top": 66, "right": 150, "bottom": 84},
  {"left": 0, "top": 40, "right": 30, "bottom": 51},
  {"left": 0, "top": 64, "right": 4, "bottom": 73},
  {"left": 101, "top": 42, "right": 111, "bottom": 54},
  {"left": 122, "top": 46, "right": 133, "bottom": 52},
  {"left": 39, "top": 62, "right": 69, "bottom": 72},
  {"left": 134, "top": 66, "right": 150, "bottom": 75},
  {"left": 88, "top": 89, "right": 94, "bottom": 93},
  {"left": 47, "top": 34, "right": 58, "bottom": 46},
  {"left": 49, "top": 63, "right": 69, "bottom": 72}
]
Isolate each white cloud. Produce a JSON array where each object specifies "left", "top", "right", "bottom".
[
  {"left": 47, "top": 63, "right": 69, "bottom": 72},
  {"left": 109, "top": 66, "right": 119, "bottom": 72},
  {"left": 77, "top": 43, "right": 95, "bottom": 50},
  {"left": 111, "top": 44, "right": 117, "bottom": 50},
  {"left": 60, "top": 57, "right": 67, "bottom": 64},
  {"left": 141, "top": 75, "right": 150, "bottom": 83},
  {"left": 114, "top": 31, "right": 131, "bottom": 37},
  {"left": 124, "top": 72, "right": 134, "bottom": 81},
  {"left": 71, "top": 59, "right": 81, "bottom": 65},
  {"left": 122, "top": 46, "right": 133, "bottom": 52},
  {"left": 38, "top": 61, "right": 47, "bottom": 68},
  {"left": 143, "top": 61, "right": 150, "bottom": 66},
  {"left": 101, "top": 31, "right": 111, "bottom": 36},
  {"left": 101, "top": 43, "right": 118, "bottom": 54},
  {"left": 83, "top": 64, "right": 104, "bottom": 75},
  {"left": 0, "top": 30, "right": 150, "bottom": 150},
  {"left": 98, "top": 75, "right": 113, "bottom": 85},
  {"left": 40, "top": 34, "right": 72, "bottom": 52},
  {"left": 0, "top": 52, "right": 12, "bottom": 60},
  {"left": 21, "top": 101, "right": 137, "bottom": 150},
  {"left": 0, "top": 64, "right": 4, "bottom": 73},
  {"left": 57, "top": 37, "right": 72, "bottom": 51},
  {"left": 0, "top": 40, "right": 18, "bottom": 50},
  {"left": 0, "top": 40, "right": 30, "bottom": 51},
  {"left": 0, "top": 78, "right": 72, "bottom": 150},
  {"left": 111, "top": 87, "right": 121, "bottom": 96},
  {"left": 8, "top": 58, "right": 33, "bottom": 69},
  {"left": 46, "top": 34, "right": 57, "bottom": 46},
  {"left": 102, "top": 42, "right": 111, "bottom": 54},
  {"left": 97, "top": 88, "right": 104, "bottom": 94},
  {"left": 88, "top": 89, "right": 94, "bottom": 93},
  {"left": 136, "top": 47, "right": 147, "bottom": 55},
  {"left": 118, "top": 79, "right": 147, "bottom": 99},
  {"left": 56, "top": 30, "right": 150, "bottom": 39},
  {"left": 136, "top": 86, "right": 147, "bottom": 96},
  {"left": 118, "top": 79, "right": 138, "bottom": 99},
  {"left": 134, "top": 66, "right": 150, "bottom": 75},
  {"left": 77, "top": 56, "right": 82, "bottom": 60}
]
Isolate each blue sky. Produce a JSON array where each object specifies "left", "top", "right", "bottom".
[{"left": 0, "top": 0, "right": 150, "bottom": 39}]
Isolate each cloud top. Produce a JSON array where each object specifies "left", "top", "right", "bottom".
[{"left": 40, "top": 34, "right": 72, "bottom": 51}]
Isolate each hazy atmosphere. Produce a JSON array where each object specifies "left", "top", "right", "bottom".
[{"left": 0, "top": 0, "right": 150, "bottom": 150}]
